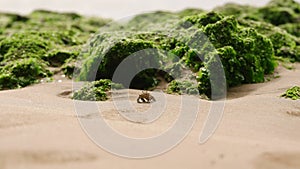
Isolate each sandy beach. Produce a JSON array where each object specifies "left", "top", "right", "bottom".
[{"left": 0, "top": 62, "right": 299, "bottom": 169}]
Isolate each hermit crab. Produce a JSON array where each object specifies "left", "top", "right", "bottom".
[{"left": 137, "top": 91, "right": 156, "bottom": 103}]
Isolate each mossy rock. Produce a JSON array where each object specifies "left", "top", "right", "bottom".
[
  {"left": 213, "top": 0, "right": 300, "bottom": 27},
  {"left": 279, "top": 23, "right": 300, "bottom": 37},
  {"left": 266, "top": 0, "right": 300, "bottom": 14},
  {"left": 0, "top": 12, "right": 28, "bottom": 29},
  {"left": 182, "top": 13, "right": 275, "bottom": 85},
  {"left": 29, "top": 10, "right": 81, "bottom": 21},
  {"left": 96, "top": 39, "right": 158, "bottom": 80},
  {"left": 238, "top": 19, "right": 299, "bottom": 61},
  {"left": 44, "top": 50, "right": 79, "bottom": 67},
  {"left": 78, "top": 32, "right": 162, "bottom": 89},
  {"left": 61, "top": 58, "right": 77, "bottom": 78},
  {"left": 79, "top": 11, "right": 277, "bottom": 98},
  {"left": 72, "top": 79, "right": 123, "bottom": 101},
  {"left": 0, "top": 58, "right": 52, "bottom": 89},
  {"left": 0, "top": 10, "right": 110, "bottom": 90},
  {"left": 166, "top": 80, "right": 198, "bottom": 95},
  {"left": 281, "top": 86, "right": 300, "bottom": 100},
  {"left": 214, "top": 3, "right": 258, "bottom": 17},
  {"left": 181, "top": 11, "right": 223, "bottom": 28},
  {"left": 176, "top": 8, "right": 205, "bottom": 18},
  {"left": 258, "top": 6, "right": 298, "bottom": 26},
  {"left": 0, "top": 32, "right": 50, "bottom": 61}
]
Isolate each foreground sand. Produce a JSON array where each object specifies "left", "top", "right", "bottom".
[{"left": 0, "top": 64, "right": 300, "bottom": 169}]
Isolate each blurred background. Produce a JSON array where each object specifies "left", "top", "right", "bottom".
[{"left": 2, "top": 0, "right": 299, "bottom": 19}]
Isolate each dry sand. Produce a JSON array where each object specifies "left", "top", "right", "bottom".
[{"left": 0, "top": 63, "right": 300, "bottom": 169}]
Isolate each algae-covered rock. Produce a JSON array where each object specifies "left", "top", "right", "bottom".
[
  {"left": 61, "top": 57, "right": 77, "bottom": 78},
  {"left": 44, "top": 50, "right": 79, "bottom": 67},
  {"left": 166, "top": 80, "right": 198, "bottom": 95},
  {"left": 214, "top": 3, "right": 258, "bottom": 18},
  {"left": 176, "top": 8, "right": 205, "bottom": 18},
  {"left": 72, "top": 79, "right": 123, "bottom": 101},
  {"left": 8, "top": 10, "right": 109, "bottom": 35},
  {"left": 266, "top": 0, "right": 300, "bottom": 14},
  {"left": 0, "top": 30, "right": 81, "bottom": 62},
  {"left": 182, "top": 13, "right": 275, "bottom": 85},
  {"left": 281, "top": 86, "right": 300, "bottom": 100},
  {"left": 2, "top": 4, "right": 298, "bottom": 99},
  {"left": 279, "top": 23, "right": 300, "bottom": 37},
  {"left": 0, "top": 10, "right": 110, "bottom": 90},
  {"left": 0, "top": 12, "right": 28, "bottom": 29},
  {"left": 123, "top": 11, "right": 178, "bottom": 31},
  {"left": 0, "top": 58, "right": 52, "bottom": 89},
  {"left": 0, "top": 30, "right": 83, "bottom": 89},
  {"left": 77, "top": 31, "right": 163, "bottom": 89},
  {"left": 78, "top": 11, "right": 276, "bottom": 98},
  {"left": 0, "top": 32, "right": 50, "bottom": 61},
  {"left": 182, "top": 11, "right": 223, "bottom": 28},
  {"left": 238, "top": 19, "right": 300, "bottom": 61},
  {"left": 258, "top": 6, "right": 298, "bottom": 26},
  {"left": 215, "top": 0, "right": 300, "bottom": 26}
]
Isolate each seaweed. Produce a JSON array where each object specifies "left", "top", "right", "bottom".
[{"left": 281, "top": 86, "right": 300, "bottom": 100}]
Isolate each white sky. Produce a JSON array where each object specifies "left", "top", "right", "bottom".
[{"left": 0, "top": 0, "right": 300, "bottom": 19}]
